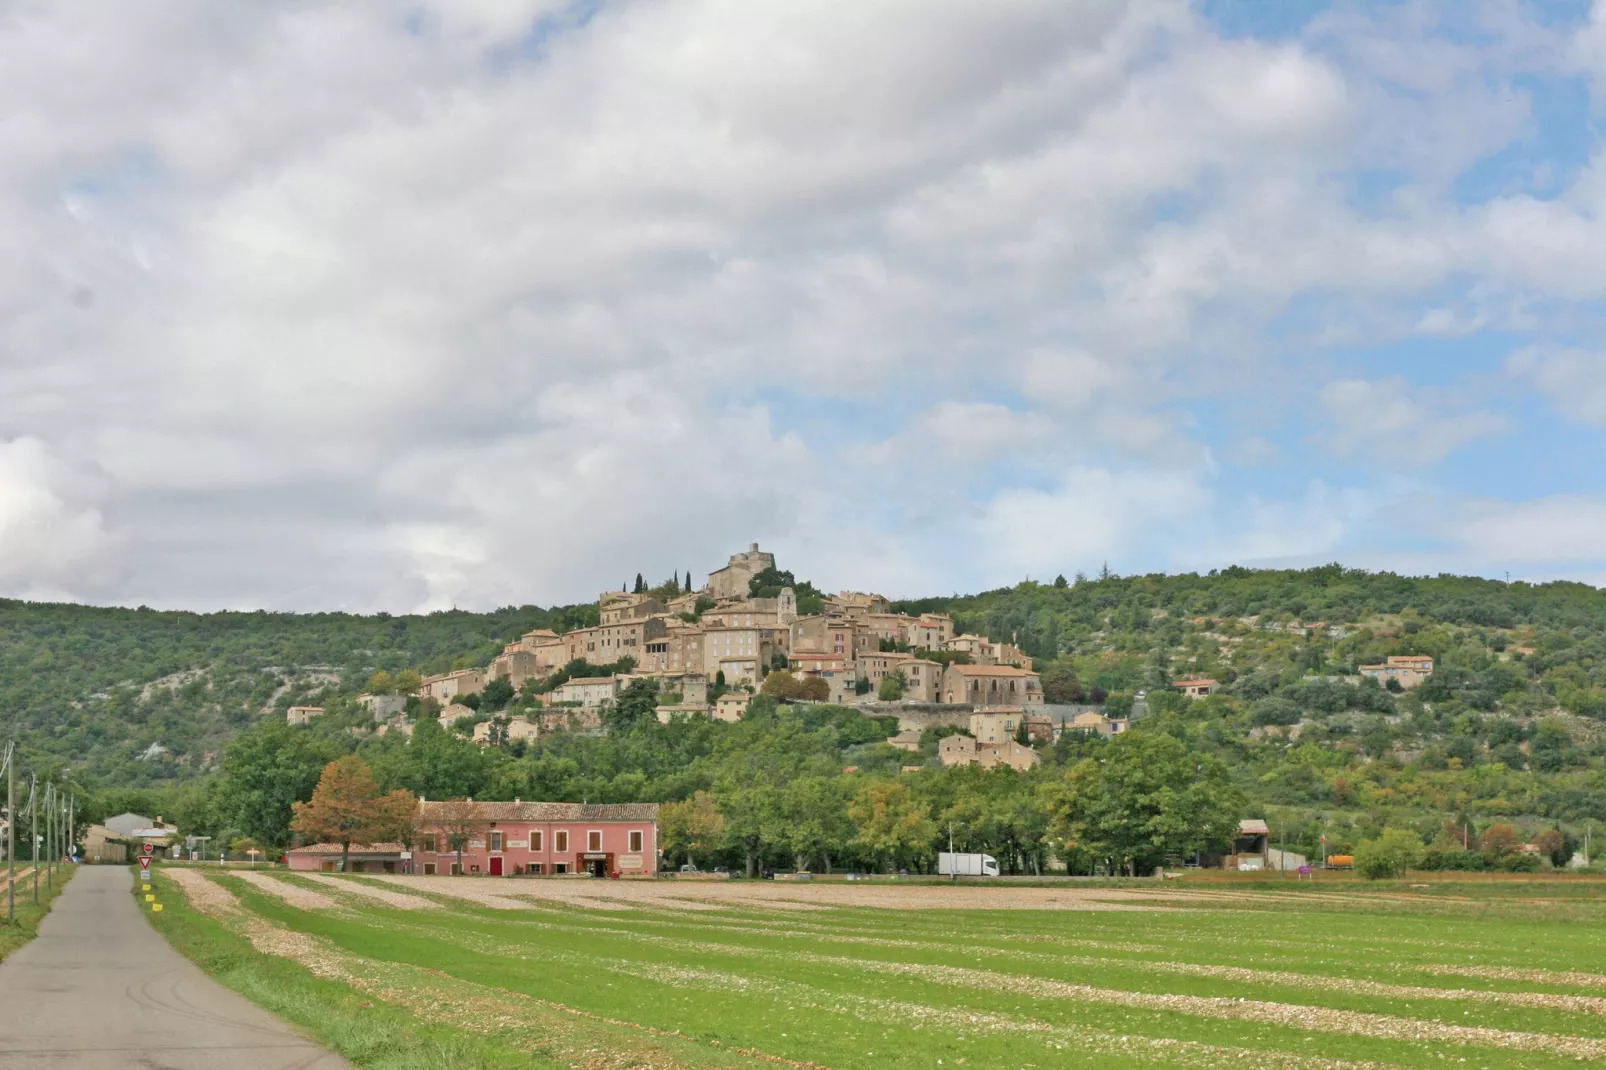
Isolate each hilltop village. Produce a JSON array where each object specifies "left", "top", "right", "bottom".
[{"left": 309, "top": 545, "right": 1069, "bottom": 772}]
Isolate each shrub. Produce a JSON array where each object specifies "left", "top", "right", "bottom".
[
  {"left": 1354, "top": 827, "right": 1423, "bottom": 880},
  {"left": 1251, "top": 697, "right": 1301, "bottom": 726}
]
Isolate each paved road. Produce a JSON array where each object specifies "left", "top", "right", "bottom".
[{"left": 0, "top": 865, "right": 347, "bottom": 1068}]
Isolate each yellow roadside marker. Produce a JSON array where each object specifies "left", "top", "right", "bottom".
[
  {"left": 152, "top": 904, "right": 163, "bottom": 912},
  {"left": 142, "top": 885, "right": 151, "bottom": 892},
  {"left": 145, "top": 894, "right": 155, "bottom": 902}
]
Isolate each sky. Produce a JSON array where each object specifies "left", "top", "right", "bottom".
[{"left": 2, "top": 0, "right": 1605, "bottom": 612}]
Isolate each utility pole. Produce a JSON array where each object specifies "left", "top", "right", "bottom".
[
  {"left": 44, "top": 782, "right": 53, "bottom": 889},
  {"left": 67, "top": 794, "right": 73, "bottom": 864},
  {"left": 30, "top": 774, "right": 37, "bottom": 904},
  {"left": 6, "top": 743, "right": 14, "bottom": 925}
]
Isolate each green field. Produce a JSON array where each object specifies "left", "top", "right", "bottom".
[{"left": 149, "top": 869, "right": 1606, "bottom": 1069}]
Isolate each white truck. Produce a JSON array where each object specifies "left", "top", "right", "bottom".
[{"left": 938, "top": 852, "right": 1000, "bottom": 877}]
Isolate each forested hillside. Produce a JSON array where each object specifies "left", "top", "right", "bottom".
[
  {"left": 17, "top": 565, "right": 1606, "bottom": 874},
  {"left": 0, "top": 599, "right": 597, "bottom": 784}
]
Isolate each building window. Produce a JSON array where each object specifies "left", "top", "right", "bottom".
[
  {"left": 489, "top": 830, "right": 503, "bottom": 852},
  {"left": 555, "top": 830, "right": 569, "bottom": 853},
  {"left": 629, "top": 830, "right": 644, "bottom": 853},
  {"left": 419, "top": 834, "right": 437, "bottom": 853},
  {"left": 531, "top": 830, "right": 543, "bottom": 852},
  {"left": 555, "top": 862, "right": 568, "bottom": 874},
  {"left": 588, "top": 830, "right": 603, "bottom": 852}
]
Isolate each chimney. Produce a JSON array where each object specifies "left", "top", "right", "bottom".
[{"left": 750, "top": 543, "right": 758, "bottom": 552}]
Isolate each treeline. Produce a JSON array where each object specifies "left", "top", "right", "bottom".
[{"left": 81, "top": 692, "right": 1244, "bottom": 877}]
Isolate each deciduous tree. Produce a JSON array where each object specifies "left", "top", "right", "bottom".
[
  {"left": 433, "top": 797, "right": 491, "bottom": 876},
  {"left": 290, "top": 756, "right": 416, "bottom": 872},
  {"left": 1043, "top": 732, "right": 1242, "bottom": 876},
  {"left": 849, "top": 780, "right": 936, "bottom": 873},
  {"left": 659, "top": 790, "right": 726, "bottom": 870}
]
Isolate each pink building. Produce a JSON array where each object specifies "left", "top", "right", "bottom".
[{"left": 415, "top": 800, "right": 659, "bottom": 878}]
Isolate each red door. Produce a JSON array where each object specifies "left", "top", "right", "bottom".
[{"left": 489, "top": 856, "right": 504, "bottom": 876}]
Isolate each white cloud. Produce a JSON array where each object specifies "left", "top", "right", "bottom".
[
  {"left": 975, "top": 468, "right": 1210, "bottom": 581},
  {"left": 0, "top": 438, "right": 117, "bottom": 598},
  {"left": 1316, "top": 378, "right": 1509, "bottom": 464},
  {"left": 0, "top": 1, "right": 1600, "bottom": 608},
  {"left": 1508, "top": 347, "right": 1606, "bottom": 426},
  {"left": 1456, "top": 496, "right": 1606, "bottom": 565}
]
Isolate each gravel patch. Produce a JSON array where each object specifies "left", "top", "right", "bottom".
[
  {"left": 233, "top": 871, "right": 343, "bottom": 911},
  {"left": 299, "top": 873, "right": 440, "bottom": 910},
  {"left": 1420, "top": 963, "right": 1606, "bottom": 988},
  {"left": 163, "top": 867, "right": 243, "bottom": 916}
]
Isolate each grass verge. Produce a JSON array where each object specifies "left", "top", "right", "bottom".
[
  {"left": 142, "top": 868, "right": 556, "bottom": 1069},
  {"left": 0, "top": 864, "right": 71, "bottom": 962}
]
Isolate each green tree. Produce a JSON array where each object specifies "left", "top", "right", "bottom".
[
  {"left": 780, "top": 776, "right": 853, "bottom": 873},
  {"left": 718, "top": 782, "right": 785, "bottom": 878},
  {"left": 849, "top": 780, "right": 937, "bottom": 873},
  {"left": 877, "top": 672, "right": 905, "bottom": 701},
  {"left": 1354, "top": 827, "right": 1423, "bottom": 880},
  {"left": 659, "top": 790, "right": 726, "bottom": 870},
  {"left": 214, "top": 720, "right": 344, "bottom": 850},
  {"left": 1039, "top": 661, "right": 1083, "bottom": 703},
  {"left": 1044, "top": 732, "right": 1242, "bottom": 876},
  {"left": 797, "top": 676, "right": 830, "bottom": 702},
  {"left": 604, "top": 678, "right": 660, "bottom": 733},
  {"left": 480, "top": 676, "right": 515, "bottom": 711}
]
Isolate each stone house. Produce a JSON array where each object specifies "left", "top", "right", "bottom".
[
  {"left": 1359, "top": 655, "right": 1434, "bottom": 689},
  {"left": 418, "top": 668, "right": 486, "bottom": 703},
  {"left": 941, "top": 664, "right": 1044, "bottom": 707},
  {"left": 970, "top": 707, "right": 1025, "bottom": 745},
  {"left": 547, "top": 676, "right": 621, "bottom": 707},
  {"left": 714, "top": 692, "right": 751, "bottom": 721},
  {"left": 286, "top": 705, "right": 324, "bottom": 726},
  {"left": 1172, "top": 678, "right": 1218, "bottom": 699}
]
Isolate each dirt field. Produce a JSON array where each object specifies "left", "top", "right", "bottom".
[{"left": 367, "top": 873, "right": 1168, "bottom": 911}]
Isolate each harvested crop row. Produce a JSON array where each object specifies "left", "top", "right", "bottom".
[
  {"left": 625, "top": 960, "right": 1397, "bottom": 1070},
  {"left": 843, "top": 957, "right": 1606, "bottom": 1060},
  {"left": 300, "top": 873, "right": 439, "bottom": 909},
  {"left": 233, "top": 870, "right": 344, "bottom": 911}
]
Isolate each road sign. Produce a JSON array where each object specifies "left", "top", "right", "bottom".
[
  {"left": 142, "top": 842, "right": 155, "bottom": 855},
  {"left": 138, "top": 855, "right": 152, "bottom": 876}
]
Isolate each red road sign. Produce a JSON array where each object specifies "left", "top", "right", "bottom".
[
  {"left": 138, "top": 855, "right": 152, "bottom": 874},
  {"left": 142, "top": 842, "right": 155, "bottom": 855}
]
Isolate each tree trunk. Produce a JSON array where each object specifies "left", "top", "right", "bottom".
[
  {"left": 745, "top": 849, "right": 759, "bottom": 878},
  {"left": 341, "top": 840, "right": 351, "bottom": 873},
  {"left": 456, "top": 848, "right": 464, "bottom": 875}
]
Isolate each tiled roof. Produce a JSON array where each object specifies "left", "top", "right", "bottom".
[
  {"left": 288, "top": 842, "right": 409, "bottom": 855},
  {"left": 560, "top": 677, "right": 617, "bottom": 687},
  {"left": 418, "top": 800, "right": 659, "bottom": 822},
  {"left": 1173, "top": 678, "right": 1218, "bottom": 687},
  {"left": 947, "top": 664, "right": 1035, "bottom": 677}
]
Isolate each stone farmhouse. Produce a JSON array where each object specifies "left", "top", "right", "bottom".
[{"left": 1359, "top": 655, "right": 1435, "bottom": 689}]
